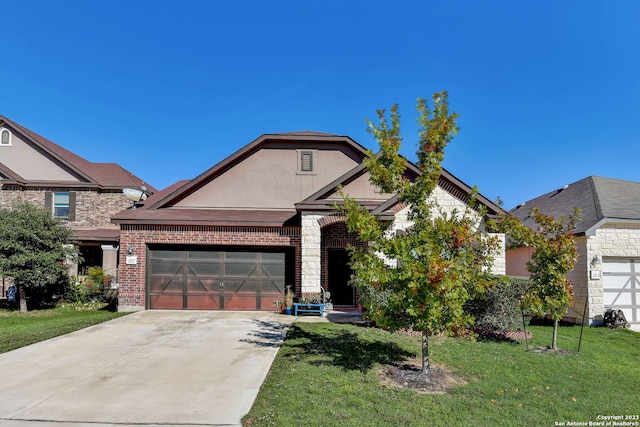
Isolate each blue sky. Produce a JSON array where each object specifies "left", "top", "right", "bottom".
[{"left": 2, "top": 1, "right": 639, "bottom": 209}]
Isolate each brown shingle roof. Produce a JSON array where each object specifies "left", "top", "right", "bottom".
[
  {"left": 112, "top": 208, "right": 298, "bottom": 227},
  {"left": 0, "top": 116, "right": 155, "bottom": 191}
]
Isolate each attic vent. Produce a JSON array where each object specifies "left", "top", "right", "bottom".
[
  {"left": 1, "top": 129, "right": 10, "bottom": 145},
  {"left": 300, "top": 151, "right": 313, "bottom": 172},
  {"left": 438, "top": 176, "right": 470, "bottom": 205}
]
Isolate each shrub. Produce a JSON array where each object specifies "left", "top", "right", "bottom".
[{"left": 464, "top": 275, "right": 532, "bottom": 332}]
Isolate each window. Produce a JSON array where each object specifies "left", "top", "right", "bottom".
[
  {"left": 45, "top": 191, "right": 75, "bottom": 220},
  {"left": 53, "top": 192, "right": 70, "bottom": 218},
  {"left": 1, "top": 129, "right": 10, "bottom": 145}
]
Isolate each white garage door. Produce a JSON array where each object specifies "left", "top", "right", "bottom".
[{"left": 603, "top": 258, "right": 640, "bottom": 327}]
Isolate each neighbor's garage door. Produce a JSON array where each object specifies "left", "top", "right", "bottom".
[
  {"left": 603, "top": 258, "right": 640, "bottom": 327},
  {"left": 148, "top": 249, "right": 286, "bottom": 310}
]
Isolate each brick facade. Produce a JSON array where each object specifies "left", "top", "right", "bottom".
[
  {"left": 117, "top": 225, "right": 301, "bottom": 311},
  {"left": 0, "top": 187, "right": 131, "bottom": 230}
]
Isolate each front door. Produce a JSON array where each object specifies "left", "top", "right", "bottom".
[{"left": 328, "top": 249, "right": 355, "bottom": 306}]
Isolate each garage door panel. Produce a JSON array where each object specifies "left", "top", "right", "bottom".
[
  {"left": 150, "top": 295, "right": 183, "bottom": 310},
  {"left": 603, "top": 261, "right": 631, "bottom": 272},
  {"left": 186, "top": 278, "right": 218, "bottom": 292},
  {"left": 152, "top": 261, "right": 183, "bottom": 275},
  {"left": 150, "top": 278, "right": 184, "bottom": 293},
  {"left": 604, "top": 276, "right": 632, "bottom": 289},
  {"left": 188, "top": 251, "right": 222, "bottom": 261},
  {"left": 226, "top": 264, "right": 258, "bottom": 277},
  {"left": 604, "top": 291, "right": 633, "bottom": 306},
  {"left": 223, "top": 295, "right": 261, "bottom": 310},
  {"left": 188, "top": 263, "right": 221, "bottom": 276},
  {"left": 187, "top": 294, "right": 220, "bottom": 310}
]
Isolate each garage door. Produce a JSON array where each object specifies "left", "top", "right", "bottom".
[
  {"left": 148, "top": 249, "right": 286, "bottom": 310},
  {"left": 603, "top": 258, "right": 640, "bottom": 327}
]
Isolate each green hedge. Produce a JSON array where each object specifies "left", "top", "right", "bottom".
[{"left": 464, "top": 275, "right": 532, "bottom": 332}]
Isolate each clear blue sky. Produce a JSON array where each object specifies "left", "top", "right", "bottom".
[{"left": 3, "top": 1, "right": 639, "bottom": 209}]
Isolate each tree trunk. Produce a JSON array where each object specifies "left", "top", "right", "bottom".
[
  {"left": 421, "top": 331, "right": 430, "bottom": 374},
  {"left": 19, "top": 285, "right": 27, "bottom": 313},
  {"left": 552, "top": 319, "right": 558, "bottom": 351}
]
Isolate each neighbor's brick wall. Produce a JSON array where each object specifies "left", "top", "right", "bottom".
[
  {"left": 0, "top": 187, "right": 130, "bottom": 229},
  {"left": 117, "top": 225, "right": 301, "bottom": 310},
  {"left": 72, "top": 191, "right": 132, "bottom": 228}
]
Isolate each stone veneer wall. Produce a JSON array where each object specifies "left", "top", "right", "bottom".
[
  {"left": 117, "top": 224, "right": 301, "bottom": 311},
  {"left": 579, "top": 223, "right": 640, "bottom": 325},
  {"left": 392, "top": 201, "right": 506, "bottom": 275},
  {"left": 301, "top": 213, "right": 323, "bottom": 294}
]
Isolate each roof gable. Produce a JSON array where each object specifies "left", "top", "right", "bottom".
[
  {"left": 296, "top": 158, "right": 503, "bottom": 217},
  {"left": 148, "top": 132, "right": 369, "bottom": 209},
  {"left": 0, "top": 116, "right": 153, "bottom": 191}
]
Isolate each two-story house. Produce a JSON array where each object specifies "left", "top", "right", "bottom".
[{"left": 0, "top": 116, "right": 154, "bottom": 283}]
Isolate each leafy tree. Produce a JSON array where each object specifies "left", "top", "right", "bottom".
[
  {"left": 339, "top": 92, "right": 500, "bottom": 373},
  {"left": 495, "top": 207, "right": 580, "bottom": 350},
  {"left": 0, "top": 202, "right": 79, "bottom": 312}
]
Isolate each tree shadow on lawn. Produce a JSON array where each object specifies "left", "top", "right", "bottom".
[{"left": 282, "top": 324, "right": 416, "bottom": 373}]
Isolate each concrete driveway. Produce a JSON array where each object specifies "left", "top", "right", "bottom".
[{"left": 0, "top": 310, "right": 293, "bottom": 427}]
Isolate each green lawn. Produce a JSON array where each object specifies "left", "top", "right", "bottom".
[
  {"left": 243, "top": 321, "right": 639, "bottom": 427},
  {"left": 0, "top": 302, "right": 129, "bottom": 354}
]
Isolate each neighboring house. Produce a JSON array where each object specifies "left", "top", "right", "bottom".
[
  {"left": 508, "top": 176, "right": 640, "bottom": 331},
  {"left": 112, "top": 131, "right": 505, "bottom": 312},
  {"left": 0, "top": 116, "right": 154, "bottom": 282}
]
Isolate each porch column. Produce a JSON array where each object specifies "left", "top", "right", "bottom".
[
  {"left": 301, "top": 213, "right": 323, "bottom": 294},
  {"left": 101, "top": 245, "right": 119, "bottom": 279}
]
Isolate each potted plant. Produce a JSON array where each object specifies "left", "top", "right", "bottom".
[
  {"left": 272, "top": 299, "right": 284, "bottom": 314},
  {"left": 284, "top": 286, "right": 294, "bottom": 315}
]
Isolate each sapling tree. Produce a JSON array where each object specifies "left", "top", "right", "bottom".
[
  {"left": 495, "top": 207, "right": 580, "bottom": 350},
  {"left": 339, "top": 92, "right": 499, "bottom": 373}
]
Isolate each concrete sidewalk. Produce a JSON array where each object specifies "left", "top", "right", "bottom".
[{"left": 0, "top": 310, "right": 293, "bottom": 427}]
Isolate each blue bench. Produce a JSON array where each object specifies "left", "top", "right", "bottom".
[{"left": 293, "top": 303, "right": 326, "bottom": 317}]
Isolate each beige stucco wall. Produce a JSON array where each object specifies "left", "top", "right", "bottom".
[
  {"left": 0, "top": 132, "right": 79, "bottom": 181},
  {"left": 175, "top": 148, "right": 359, "bottom": 209},
  {"left": 506, "top": 247, "right": 533, "bottom": 277},
  {"left": 329, "top": 173, "right": 385, "bottom": 201}
]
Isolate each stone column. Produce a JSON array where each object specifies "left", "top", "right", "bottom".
[
  {"left": 301, "top": 213, "right": 323, "bottom": 294},
  {"left": 101, "top": 245, "right": 119, "bottom": 279},
  {"left": 488, "top": 233, "right": 506, "bottom": 275}
]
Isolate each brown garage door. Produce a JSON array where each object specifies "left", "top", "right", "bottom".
[{"left": 148, "top": 249, "right": 286, "bottom": 310}]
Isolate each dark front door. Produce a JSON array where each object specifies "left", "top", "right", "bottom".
[
  {"left": 148, "top": 248, "right": 286, "bottom": 310},
  {"left": 328, "top": 249, "right": 355, "bottom": 306}
]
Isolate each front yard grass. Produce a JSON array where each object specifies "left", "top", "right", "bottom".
[
  {"left": 243, "top": 321, "right": 639, "bottom": 427},
  {"left": 0, "top": 302, "right": 129, "bottom": 354}
]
